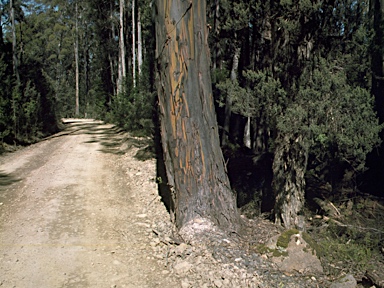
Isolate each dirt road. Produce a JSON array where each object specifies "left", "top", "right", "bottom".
[{"left": 0, "top": 120, "right": 179, "bottom": 288}]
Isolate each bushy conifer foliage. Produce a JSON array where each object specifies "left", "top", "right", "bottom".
[
  {"left": 300, "top": 59, "right": 382, "bottom": 181},
  {"left": 210, "top": 0, "right": 383, "bottom": 227}
]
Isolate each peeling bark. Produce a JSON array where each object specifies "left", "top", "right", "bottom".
[{"left": 155, "top": 0, "right": 240, "bottom": 233}]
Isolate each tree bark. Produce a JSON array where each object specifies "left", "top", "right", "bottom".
[
  {"left": 155, "top": 0, "right": 240, "bottom": 235},
  {"left": 211, "top": 0, "right": 220, "bottom": 74},
  {"left": 273, "top": 132, "right": 308, "bottom": 228}
]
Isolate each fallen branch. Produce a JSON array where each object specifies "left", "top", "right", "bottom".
[
  {"left": 321, "top": 216, "right": 384, "bottom": 234},
  {"left": 366, "top": 268, "right": 384, "bottom": 288}
]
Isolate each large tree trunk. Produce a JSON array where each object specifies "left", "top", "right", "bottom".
[
  {"left": 155, "top": 0, "right": 240, "bottom": 236},
  {"left": 273, "top": 132, "right": 308, "bottom": 228}
]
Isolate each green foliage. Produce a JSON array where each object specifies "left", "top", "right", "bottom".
[
  {"left": 107, "top": 85, "right": 155, "bottom": 137},
  {"left": 0, "top": 54, "right": 12, "bottom": 140},
  {"left": 216, "top": 79, "right": 246, "bottom": 112},
  {"left": 277, "top": 229, "right": 299, "bottom": 249},
  {"left": 221, "top": 0, "right": 249, "bottom": 33},
  {"left": 22, "top": 81, "right": 41, "bottom": 137},
  {"left": 299, "top": 59, "right": 383, "bottom": 175},
  {"left": 217, "top": 70, "right": 286, "bottom": 123},
  {"left": 317, "top": 225, "right": 377, "bottom": 277}
]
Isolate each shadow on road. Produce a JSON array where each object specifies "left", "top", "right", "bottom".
[
  {"left": 61, "top": 120, "right": 155, "bottom": 160},
  {"left": 0, "top": 171, "right": 21, "bottom": 188},
  {"left": 61, "top": 119, "right": 171, "bottom": 217}
]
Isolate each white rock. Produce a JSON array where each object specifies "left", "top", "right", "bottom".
[
  {"left": 330, "top": 274, "right": 357, "bottom": 288},
  {"left": 173, "top": 261, "right": 192, "bottom": 275},
  {"left": 213, "top": 279, "right": 223, "bottom": 288},
  {"left": 175, "top": 243, "right": 190, "bottom": 256}
]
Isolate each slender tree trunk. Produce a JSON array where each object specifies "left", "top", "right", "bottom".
[
  {"left": 10, "top": 0, "right": 20, "bottom": 138},
  {"left": 155, "top": 0, "right": 240, "bottom": 237},
  {"left": 0, "top": 15, "right": 3, "bottom": 49},
  {"left": 121, "top": 0, "right": 126, "bottom": 80},
  {"left": 117, "top": 0, "right": 126, "bottom": 94},
  {"left": 221, "top": 46, "right": 240, "bottom": 146},
  {"left": 253, "top": 117, "right": 267, "bottom": 153},
  {"left": 110, "top": 1, "right": 116, "bottom": 97},
  {"left": 137, "top": 9, "right": 143, "bottom": 78},
  {"left": 83, "top": 20, "right": 90, "bottom": 115},
  {"left": 244, "top": 116, "right": 251, "bottom": 149},
  {"left": 74, "top": 2, "right": 80, "bottom": 116},
  {"left": 132, "top": 0, "right": 136, "bottom": 88},
  {"left": 109, "top": 55, "right": 115, "bottom": 98},
  {"left": 10, "top": 0, "right": 19, "bottom": 84}
]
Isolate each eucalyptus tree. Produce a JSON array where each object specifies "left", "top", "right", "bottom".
[
  {"left": 117, "top": 0, "right": 126, "bottom": 94},
  {"left": 154, "top": 0, "right": 240, "bottom": 235}
]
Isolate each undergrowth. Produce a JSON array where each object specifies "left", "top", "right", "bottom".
[{"left": 308, "top": 196, "right": 384, "bottom": 278}]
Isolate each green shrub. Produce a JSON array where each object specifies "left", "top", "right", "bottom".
[{"left": 107, "top": 86, "right": 155, "bottom": 137}]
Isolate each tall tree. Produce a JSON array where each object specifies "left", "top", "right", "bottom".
[
  {"left": 10, "top": 0, "right": 20, "bottom": 84},
  {"left": 117, "top": 0, "right": 126, "bottom": 94},
  {"left": 74, "top": 1, "right": 79, "bottom": 116},
  {"left": 154, "top": 0, "right": 240, "bottom": 236},
  {"left": 132, "top": 0, "right": 136, "bottom": 88},
  {"left": 137, "top": 7, "right": 142, "bottom": 77}
]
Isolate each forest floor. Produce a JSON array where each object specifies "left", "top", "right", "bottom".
[{"left": 0, "top": 119, "right": 381, "bottom": 288}]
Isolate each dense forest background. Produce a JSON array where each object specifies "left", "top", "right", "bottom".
[
  {"left": 1, "top": 0, "right": 384, "bottom": 202},
  {"left": 1, "top": 0, "right": 384, "bottom": 279},
  {"left": 2, "top": 0, "right": 383, "bottom": 202}
]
